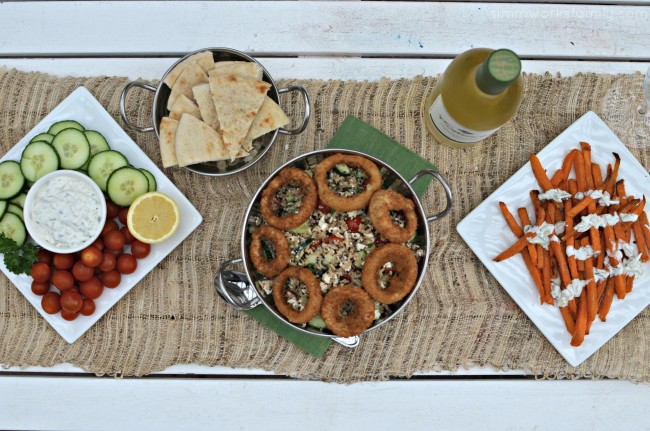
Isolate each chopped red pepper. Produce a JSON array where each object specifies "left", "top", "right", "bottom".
[
  {"left": 325, "top": 235, "right": 343, "bottom": 243},
  {"left": 317, "top": 198, "right": 331, "bottom": 213},
  {"left": 345, "top": 215, "right": 363, "bottom": 233}
]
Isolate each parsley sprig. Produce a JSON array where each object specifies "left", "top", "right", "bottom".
[{"left": 0, "top": 233, "right": 39, "bottom": 275}]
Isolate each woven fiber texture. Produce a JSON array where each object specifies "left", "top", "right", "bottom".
[{"left": 0, "top": 68, "right": 649, "bottom": 383}]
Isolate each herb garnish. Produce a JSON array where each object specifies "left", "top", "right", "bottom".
[{"left": 0, "top": 233, "right": 39, "bottom": 275}]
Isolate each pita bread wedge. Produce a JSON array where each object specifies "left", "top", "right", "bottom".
[
  {"left": 167, "top": 61, "right": 208, "bottom": 110},
  {"left": 209, "top": 74, "right": 271, "bottom": 160},
  {"left": 192, "top": 83, "right": 219, "bottom": 131},
  {"left": 163, "top": 50, "right": 215, "bottom": 87},
  {"left": 174, "top": 113, "right": 229, "bottom": 166},
  {"left": 209, "top": 61, "right": 263, "bottom": 80},
  {"left": 169, "top": 93, "right": 202, "bottom": 121},
  {"left": 244, "top": 96, "right": 289, "bottom": 142},
  {"left": 159, "top": 117, "right": 179, "bottom": 168}
]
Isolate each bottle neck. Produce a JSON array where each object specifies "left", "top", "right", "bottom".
[{"left": 475, "top": 49, "right": 521, "bottom": 95}]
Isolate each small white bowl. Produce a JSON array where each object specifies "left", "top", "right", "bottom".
[{"left": 24, "top": 170, "right": 107, "bottom": 254}]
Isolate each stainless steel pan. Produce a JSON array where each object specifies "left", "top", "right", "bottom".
[{"left": 215, "top": 149, "right": 452, "bottom": 347}]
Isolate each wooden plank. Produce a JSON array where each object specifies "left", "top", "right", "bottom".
[
  {"left": 1, "top": 376, "right": 649, "bottom": 430},
  {"left": 0, "top": 2, "right": 648, "bottom": 60},
  {"left": 1, "top": 58, "right": 647, "bottom": 81}
]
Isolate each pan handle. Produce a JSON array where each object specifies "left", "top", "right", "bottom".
[
  {"left": 277, "top": 85, "right": 311, "bottom": 136},
  {"left": 119, "top": 81, "right": 156, "bottom": 133},
  {"left": 332, "top": 336, "right": 360, "bottom": 348},
  {"left": 409, "top": 168, "right": 453, "bottom": 223},
  {"left": 214, "top": 258, "right": 262, "bottom": 310}
]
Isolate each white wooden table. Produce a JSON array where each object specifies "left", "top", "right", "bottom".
[{"left": 1, "top": 2, "right": 650, "bottom": 430}]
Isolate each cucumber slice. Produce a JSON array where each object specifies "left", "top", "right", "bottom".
[
  {"left": 87, "top": 150, "right": 129, "bottom": 192},
  {"left": 0, "top": 161, "right": 25, "bottom": 200},
  {"left": 29, "top": 133, "right": 54, "bottom": 144},
  {"left": 139, "top": 168, "right": 157, "bottom": 192},
  {"left": 82, "top": 130, "right": 111, "bottom": 171},
  {"left": 10, "top": 193, "right": 26, "bottom": 208},
  {"left": 20, "top": 141, "right": 60, "bottom": 182},
  {"left": 51, "top": 128, "right": 91, "bottom": 170},
  {"left": 7, "top": 203, "right": 23, "bottom": 221},
  {"left": 106, "top": 167, "right": 149, "bottom": 207},
  {"left": 47, "top": 120, "right": 85, "bottom": 135},
  {"left": 0, "top": 212, "right": 26, "bottom": 246},
  {"left": 308, "top": 314, "right": 327, "bottom": 330},
  {"left": 84, "top": 130, "right": 110, "bottom": 155},
  {"left": 335, "top": 163, "right": 350, "bottom": 175}
]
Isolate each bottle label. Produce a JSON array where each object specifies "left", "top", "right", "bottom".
[{"left": 428, "top": 95, "right": 500, "bottom": 144}]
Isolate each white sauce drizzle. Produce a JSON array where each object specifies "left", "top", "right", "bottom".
[
  {"left": 524, "top": 222, "right": 556, "bottom": 250},
  {"left": 538, "top": 188, "right": 572, "bottom": 203}
]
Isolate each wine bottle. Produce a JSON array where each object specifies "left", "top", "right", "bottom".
[{"left": 423, "top": 48, "right": 523, "bottom": 148}]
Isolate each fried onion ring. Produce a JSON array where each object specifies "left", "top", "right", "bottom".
[
  {"left": 361, "top": 244, "right": 418, "bottom": 304},
  {"left": 249, "top": 225, "right": 290, "bottom": 278},
  {"left": 314, "top": 153, "right": 382, "bottom": 212},
  {"left": 368, "top": 189, "right": 418, "bottom": 243},
  {"left": 272, "top": 267, "right": 323, "bottom": 324},
  {"left": 321, "top": 285, "right": 375, "bottom": 337},
  {"left": 261, "top": 167, "right": 317, "bottom": 230}
]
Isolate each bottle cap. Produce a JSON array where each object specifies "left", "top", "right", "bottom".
[{"left": 475, "top": 49, "right": 521, "bottom": 95}]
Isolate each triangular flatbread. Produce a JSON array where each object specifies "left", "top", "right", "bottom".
[
  {"left": 192, "top": 83, "right": 219, "bottom": 131},
  {"left": 242, "top": 97, "right": 289, "bottom": 145},
  {"left": 163, "top": 50, "right": 214, "bottom": 88},
  {"left": 159, "top": 117, "right": 179, "bottom": 168},
  {"left": 209, "top": 61, "right": 263, "bottom": 80},
  {"left": 209, "top": 74, "right": 270, "bottom": 160},
  {"left": 167, "top": 61, "right": 208, "bottom": 110},
  {"left": 169, "top": 93, "right": 202, "bottom": 121},
  {"left": 174, "top": 114, "right": 229, "bottom": 166}
]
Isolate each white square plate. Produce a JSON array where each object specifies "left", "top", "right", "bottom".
[
  {"left": 0, "top": 87, "right": 203, "bottom": 343},
  {"left": 457, "top": 111, "right": 650, "bottom": 367}
]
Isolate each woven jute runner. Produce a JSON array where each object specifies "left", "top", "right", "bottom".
[{"left": 0, "top": 67, "right": 648, "bottom": 383}]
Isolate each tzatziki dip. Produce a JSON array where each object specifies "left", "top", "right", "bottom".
[{"left": 29, "top": 174, "right": 103, "bottom": 250}]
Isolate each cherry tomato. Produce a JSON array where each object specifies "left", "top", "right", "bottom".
[
  {"left": 31, "top": 280, "right": 50, "bottom": 296},
  {"left": 317, "top": 198, "right": 331, "bottom": 213},
  {"left": 117, "top": 254, "right": 137, "bottom": 274},
  {"left": 60, "top": 290, "right": 83, "bottom": 313},
  {"left": 52, "top": 270, "right": 75, "bottom": 291},
  {"left": 345, "top": 215, "right": 363, "bottom": 233},
  {"left": 101, "top": 219, "right": 119, "bottom": 237},
  {"left": 121, "top": 226, "right": 135, "bottom": 245},
  {"left": 80, "top": 276, "right": 104, "bottom": 299},
  {"left": 61, "top": 309, "right": 79, "bottom": 321},
  {"left": 53, "top": 253, "right": 75, "bottom": 270},
  {"left": 30, "top": 262, "right": 51, "bottom": 283},
  {"left": 118, "top": 207, "right": 129, "bottom": 225},
  {"left": 91, "top": 238, "right": 105, "bottom": 251},
  {"left": 81, "top": 246, "right": 103, "bottom": 268},
  {"left": 37, "top": 249, "right": 53, "bottom": 265},
  {"left": 99, "top": 252, "right": 116, "bottom": 272},
  {"left": 106, "top": 200, "right": 120, "bottom": 219},
  {"left": 72, "top": 261, "right": 94, "bottom": 282},
  {"left": 101, "top": 270, "right": 121, "bottom": 288},
  {"left": 325, "top": 235, "right": 343, "bottom": 244},
  {"left": 80, "top": 298, "right": 96, "bottom": 316},
  {"left": 41, "top": 292, "right": 61, "bottom": 314},
  {"left": 104, "top": 229, "right": 126, "bottom": 250},
  {"left": 131, "top": 240, "right": 151, "bottom": 259}
]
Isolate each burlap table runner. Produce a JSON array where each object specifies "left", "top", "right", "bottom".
[{"left": 0, "top": 67, "right": 648, "bottom": 383}]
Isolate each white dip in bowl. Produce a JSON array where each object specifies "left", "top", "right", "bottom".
[{"left": 24, "top": 170, "right": 107, "bottom": 253}]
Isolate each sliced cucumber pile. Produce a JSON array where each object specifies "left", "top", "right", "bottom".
[{"left": 0, "top": 119, "right": 161, "bottom": 248}]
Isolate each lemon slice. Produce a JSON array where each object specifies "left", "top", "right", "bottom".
[{"left": 126, "top": 192, "right": 180, "bottom": 244}]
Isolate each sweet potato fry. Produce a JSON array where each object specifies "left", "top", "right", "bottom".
[
  {"left": 517, "top": 207, "right": 538, "bottom": 267},
  {"left": 592, "top": 163, "right": 603, "bottom": 188},
  {"left": 639, "top": 212, "right": 650, "bottom": 256},
  {"left": 599, "top": 278, "right": 615, "bottom": 322},
  {"left": 573, "top": 150, "right": 587, "bottom": 192},
  {"left": 560, "top": 306, "right": 575, "bottom": 334},
  {"left": 633, "top": 220, "right": 648, "bottom": 262},
  {"left": 499, "top": 202, "right": 524, "bottom": 238},
  {"left": 493, "top": 233, "right": 535, "bottom": 262},
  {"left": 530, "top": 153, "right": 554, "bottom": 192},
  {"left": 601, "top": 153, "right": 621, "bottom": 195},
  {"left": 571, "top": 291, "right": 588, "bottom": 347},
  {"left": 580, "top": 142, "right": 595, "bottom": 190}
]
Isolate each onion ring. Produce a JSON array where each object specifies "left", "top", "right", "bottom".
[
  {"left": 321, "top": 285, "right": 375, "bottom": 337},
  {"left": 272, "top": 266, "right": 323, "bottom": 324},
  {"left": 249, "top": 225, "right": 290, "bottom": 278},
  {"left": 314, "top": 153, "right": 382, "bottom": 212},
  {"left": 368, "top": 189, "right": 418, "bottom": 243},
  {"left": 261, "top": 167, "right": 317, "bottom": 230},
  {"left": 361, "top": 244, "right": 418, "bottom": 304}
]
